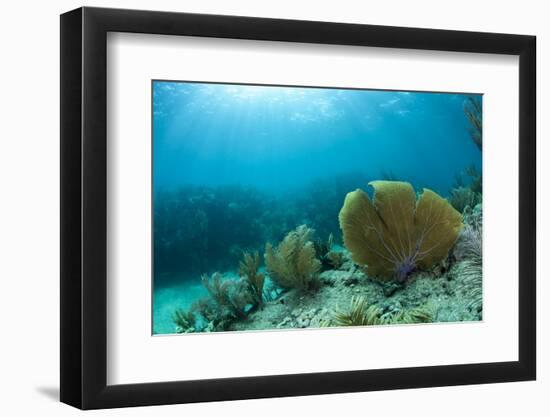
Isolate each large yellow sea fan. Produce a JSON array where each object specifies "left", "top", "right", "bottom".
[{"left": 338, "top": 181, "right": 463, "bottom": 282}]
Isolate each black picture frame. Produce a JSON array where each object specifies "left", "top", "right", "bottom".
[{"left": 60, "top": 6, "right": 536, "bottom": 410}]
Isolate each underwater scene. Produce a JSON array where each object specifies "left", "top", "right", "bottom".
[{"left": 152, "top": 80, "right": 483, "bottom": 335}]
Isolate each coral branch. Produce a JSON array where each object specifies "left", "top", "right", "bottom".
[
  {"left": 264, "top": 225, "right": 321, "bottom": 291},
  {"left": 238, "top": 251, "right": 265, "bottom": 306}
]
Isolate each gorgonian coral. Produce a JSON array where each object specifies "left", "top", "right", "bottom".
[
  {"left": 464, "top": 96, "right": 482, "bottom": 151},
  {"left": 238, "top": 251, "right": 265, "bottom": 306},
  {"left": 313, "top": 233, "right": 344, "bottom": 270},
  {"left": 201, "top": 272, "right": 252, "bottom": 319},
  {"left": 173, "top": 308, "right": 196, "bottom": 333},
  {"left": 339, "top": 181, "right": 463, "bottom": 282},
  {"left": 452, "top": 217, "right": 483, "bottom": 314},
  {"left": 332, "top": 296, "right": 435, "bottom": 327},
  {"left": 448, "top": 186, "right": 481, "bottom": 214},
  {"left": 265, "top": 225, "right": 321, "bottom": 291},
  {"left": 333, "top": 296, "right": 383, "bottom": 326}
]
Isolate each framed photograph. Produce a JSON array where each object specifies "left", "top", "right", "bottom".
[{"left": 60, "top": 7, "right": 536, "bottom": 409}]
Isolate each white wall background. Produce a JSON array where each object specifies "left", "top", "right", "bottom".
[{"left": 0, "top": 0, "right": 545, "bottom": 415}]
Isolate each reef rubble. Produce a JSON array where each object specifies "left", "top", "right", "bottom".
[
  {"left": 229, "top": 247, "right": 481, "bottom": 332},
  {"left": 168, "top": 182, "right": 483, "bottom": 335}
]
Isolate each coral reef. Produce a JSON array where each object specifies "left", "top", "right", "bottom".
[
  {"left": 463, "top": 96, "right": 482, "bottom": 151},
  {"left": 454, "top": 223, "right": 482, "bottom": 262},
  {"left": 452, "top": 205, "right": 483, "bottom": 315},
  {"left": 190, "top": 297, "right": 225, "bottom": 331},
  {"left": 154, "top": 185, "right": 269, "bottom": 283},
  {"left": 448, "top": 186, "right": 482, "bottom": 214},
  {"left": 230, "top": 252, "right": 481, "bottom": 333},
  {"left": 164, "top": 181, "right": 482, "bottom": 335},
  {"left": 154, "top": 89, "right": 485, "bottom": 336},
  {"left": 388, "top": 303, "right": 434, "bottom": 324},
  {"left": 265, "top": 225, "right": 321, "bottom": 291},
  {"left": 201, "top": 272, "right": 252, "bottom": 319},
  {"left": 154, "top": 174, "right": 369, "bottom": 285},
  {"left": 332, "top": 296, "right": 434, "bottom": 327},
  {"left": 313, "top": 233, "right": 344, "bottom": 270},
  {"left": 326, "top": 250, "right": 345, "bottom": 269},
  {"left": 452, "top": 258, "right": 482, "bottom": 314},
  {"left": 333, "top": 296, "right": 384, "bottom": 326},
  {"left": 173, "top": 309, "right": 196, "bottom": 333},
  {"left": 313, "top": 233, "right": 334, "bottom": 265},
  {"left": 463, "top": 203, "right": 483, "bottom": 230},
  {"left": 464, "top": 164, "right": 482, "bottom": 194},
  {"left": 339, "top": 181, "right": 463, "bottom": 282},
  {"left": 238, "top": 251, "right": 265, "bottom": 306}
]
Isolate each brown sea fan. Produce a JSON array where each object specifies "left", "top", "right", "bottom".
[
  {"left": 339, "top": 181, "right": 463, "bottom": 282},
  {"left": 264, "top": 225, "right": 321, "bottom": 291},
  {"left": 238, "top": 251, "right": 265, "bottom": 305}
]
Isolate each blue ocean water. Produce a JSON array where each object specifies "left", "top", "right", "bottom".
[{"left": 152, "top": 81, "right": 482, "bottom": 334}]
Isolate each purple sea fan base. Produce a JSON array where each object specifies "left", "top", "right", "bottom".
[{"left": 395, "top": 257, "right": 417, "bottom": 283}]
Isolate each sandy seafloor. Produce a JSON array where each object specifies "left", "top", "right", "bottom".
[
  {"left": 153, "top": 281, "right": 207, "bottom": 334},
  {"left": 153, "top": 248, "right": 481, "bottom": 335}
]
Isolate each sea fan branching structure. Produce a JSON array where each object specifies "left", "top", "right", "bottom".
[
  {"left": 238, "top": 251, "right": 265, "bottom": 306},
  {"left": 464, "top": 96, "right": 482, "bottom": 151},
  {"left": 201, "top": 272, "right": 252, "bottom": 319},
  {"left": 173, "top": 309, "right": 196, "bottom": 333},
  {"left": 448, "top": 186, "right": 481, "bottom": 214},
  {"left": 265, "top": 225, "right": 321, "bottom": 291},
  {"left": 339, "top": 181, "right": 463, "bottom": 282}
]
